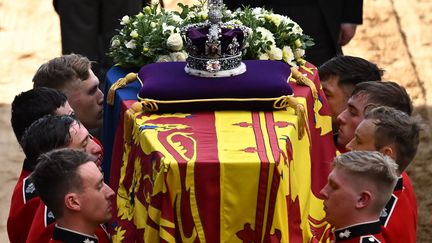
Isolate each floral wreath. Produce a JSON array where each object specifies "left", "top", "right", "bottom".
[{"left": 109, "top": 1, "right": 314, "bottom": 68}]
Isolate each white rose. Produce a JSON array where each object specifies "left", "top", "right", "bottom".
[
  {"left": 166, "top": 33, "right": 183, "bottom": 51},
  {"left": 169, "top": 52, "right": 187, "bottom": 61},
  {"left": 252, "top": 7, "right": 263, "bottom": 16},
  {"left": 111, "top": 38, "right": 120, "bottom": 47},
  {"left": 258, "top": 52, "right": 269, "bottom": 60},
  {"left": 156, "top": 55, "right": 172, "bottom": 62},
  {"left": 291, "top": 24, "right": 303, "bottom": 35},
  {"left": 120, "top": 15, "right": 130, "bottom": 25},
  {"left": 130, "top": 30, "right": 139, "bottom": 38},
  {"left": 268, "top": 46, "right": 283, "bottom": 60},
  {"left": 125, "top": 40, "right": 136, "bottom": 49},
  {"left": 282, "top": 46, "right": 297, "bottom": 67}
]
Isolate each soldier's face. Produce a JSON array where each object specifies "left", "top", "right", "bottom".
[
  {"left": 346, "top": 119, "right": 377, "bottom": 151},
  {"left": 75, "top": 162, "right": 114, "bottom": 224},
  {"left": 320, "top": 167, "right": 360, "bottom": 229},
  {"left": 336, "top": 94, "right": 369, "bottom": 148}
]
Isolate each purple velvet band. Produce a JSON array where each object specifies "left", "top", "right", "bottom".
[
  {"left": 187, "top": 27, "right": 245, "bottom": 55},
  {"left": 138, "top": 60, "right": 292, "bottom": 111}
]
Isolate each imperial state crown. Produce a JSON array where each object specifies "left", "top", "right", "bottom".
[{"left": 181, "top": 0, "right": 249, "bottom": 77}]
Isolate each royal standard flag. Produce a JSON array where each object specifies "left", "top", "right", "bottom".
[{"left": 110, "top": 64, "right": 336, "bottom": 242}]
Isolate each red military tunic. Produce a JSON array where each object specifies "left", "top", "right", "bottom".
[
  {"left": 26, "top": 204, "right": 110, "bottom": 243},
  {"left": 26, "top": 204, "right": 56, "bottom": 243},
  {"left": 7, "top": 168, "right": 40, "bottom": 243},
  {"left": 333, "top": 221, "right": 386, "bottom": 243},
  {"left": 381, "top": 172, "right": 417, "bottom": 243}
]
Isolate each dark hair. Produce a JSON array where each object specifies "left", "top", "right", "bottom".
[
  {"left": 30, "top": 148, "right": 96, "bottom": 218},
  {"left": 319, "top": 56, "right": 384, "bottom": 87},
  {"left": 352, "top": 81, "right": 413, "bottom": 115},
  {"left": 32, "top": 54, "right": 91, "bottom": 90},
  {"left": 11, "top": 87, "right": 68, "bottom": 142},
  {"left": 365, "top": 106, "right": 421, "bottom": 173},
  {"left": 20, "top": 115, "right": 76, "bottom": 171}
]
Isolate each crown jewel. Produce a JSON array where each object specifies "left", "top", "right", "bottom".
[{"left": 181, "top": 0, "right": 249, "bottom": 77}]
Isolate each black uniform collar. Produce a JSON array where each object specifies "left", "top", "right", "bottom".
[
  {"left": 394, "top": 176, "right": 403, "bottom": 191},
  {"left": 334, "top": 220, "right": 381, "bottom": 241},
  {"left": 52, "top": 225, "right": 98, "bottom": 243},
  {"left": 22, "top": 158, "right": 34, "bottom": 172}
]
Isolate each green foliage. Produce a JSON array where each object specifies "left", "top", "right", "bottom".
[{"left": 109, "top": 2, "right": 314, "bottom": 68}]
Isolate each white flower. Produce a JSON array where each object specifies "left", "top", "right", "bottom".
[
  {"left": 224, "top": 9, "right": 233, "bottom": 18},
  {"left": 130, "top": 30, "right": 139, "bottom": 38},
  {"left": 252, "top": 7, "right": 264, "bottom": 16},
  {"left": 125, "top": 40, "right": 136, "bottom": 49},
  {"left": 256, "top": 27, "right": 275, "bottom": 45},
  {"left": 169, "top": 51, "right": 187, "bottom": 61},
  {"left": 276, "top": 14, "right": 290, "bottom": 25},
  {"left": 226, "top": 19, "right": 243, "bottom": 26},
  {"left": 166, "top": 33, "right": 183, "bottom": 51},
  {"left": 198, "top": 11, "right": 208, "bottom": 19},
  {"left": 291, "top": 24, "right": 303, "bottom": 35},
  {"left": 265, "top": 14, "right": 281, "bottom": 27},
  {"left": 171, "top": 14, "right": 183, "bottom": 23},
  {"left": 156, "top": 55, "right": 172, "bottom": 62},
  {"left": 282, "top": 46, "right": 297, "bottom": 67},
  {"left": 186, "top": 11, "right": 197, "bottom": 19},
  {"left": 294, "top": 48, "right": 305, "bottom": 59},
  {"left": 281, "top": 16, "right": 294, "bottom": 25},
  {"left": 258, "top": 52, "right": 269, "bottom": 60},
  {"left": 162, "top": 23, "right": 176, "bottom": 34},
  {"left": 111, "top": 38, "right": 120, "bottom": 47},
  {"left": 110, "top": 4, "right": 312, "bottom": 68},
  {"left": 120, "top": 15, "right": 130, "bottom": 25},
  {"left": 268, "top": 46, "right": 283, "bottom": 60}
]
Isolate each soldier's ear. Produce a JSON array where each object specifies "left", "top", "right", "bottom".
[
  {"left": 64, "top": 193, "right": 80, "bottom": 211},
  {"left": 356, "top": 191, "right": 371, "bottom": 209},
  {"left": 379, "top": 145, "right": 394, "bottom": 158}
]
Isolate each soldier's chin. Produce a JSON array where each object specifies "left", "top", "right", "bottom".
[
  {"left": 336, "top": 136, "right": 348, "bottom": 148},
  {"left": 95, "top": 156, "right": 103, "bottom": 167}
]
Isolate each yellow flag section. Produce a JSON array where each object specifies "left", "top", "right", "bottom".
[{"left": 215, "top": 96, "right": 334, "bottom": 242}]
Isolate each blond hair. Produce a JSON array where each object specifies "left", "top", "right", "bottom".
[{"left": 333, "top": 151, "right": 398, "bottom": 213}]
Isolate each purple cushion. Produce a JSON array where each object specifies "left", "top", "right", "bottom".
[{"left": 137, "top": 60, "right": 293, "bottom": 112}]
